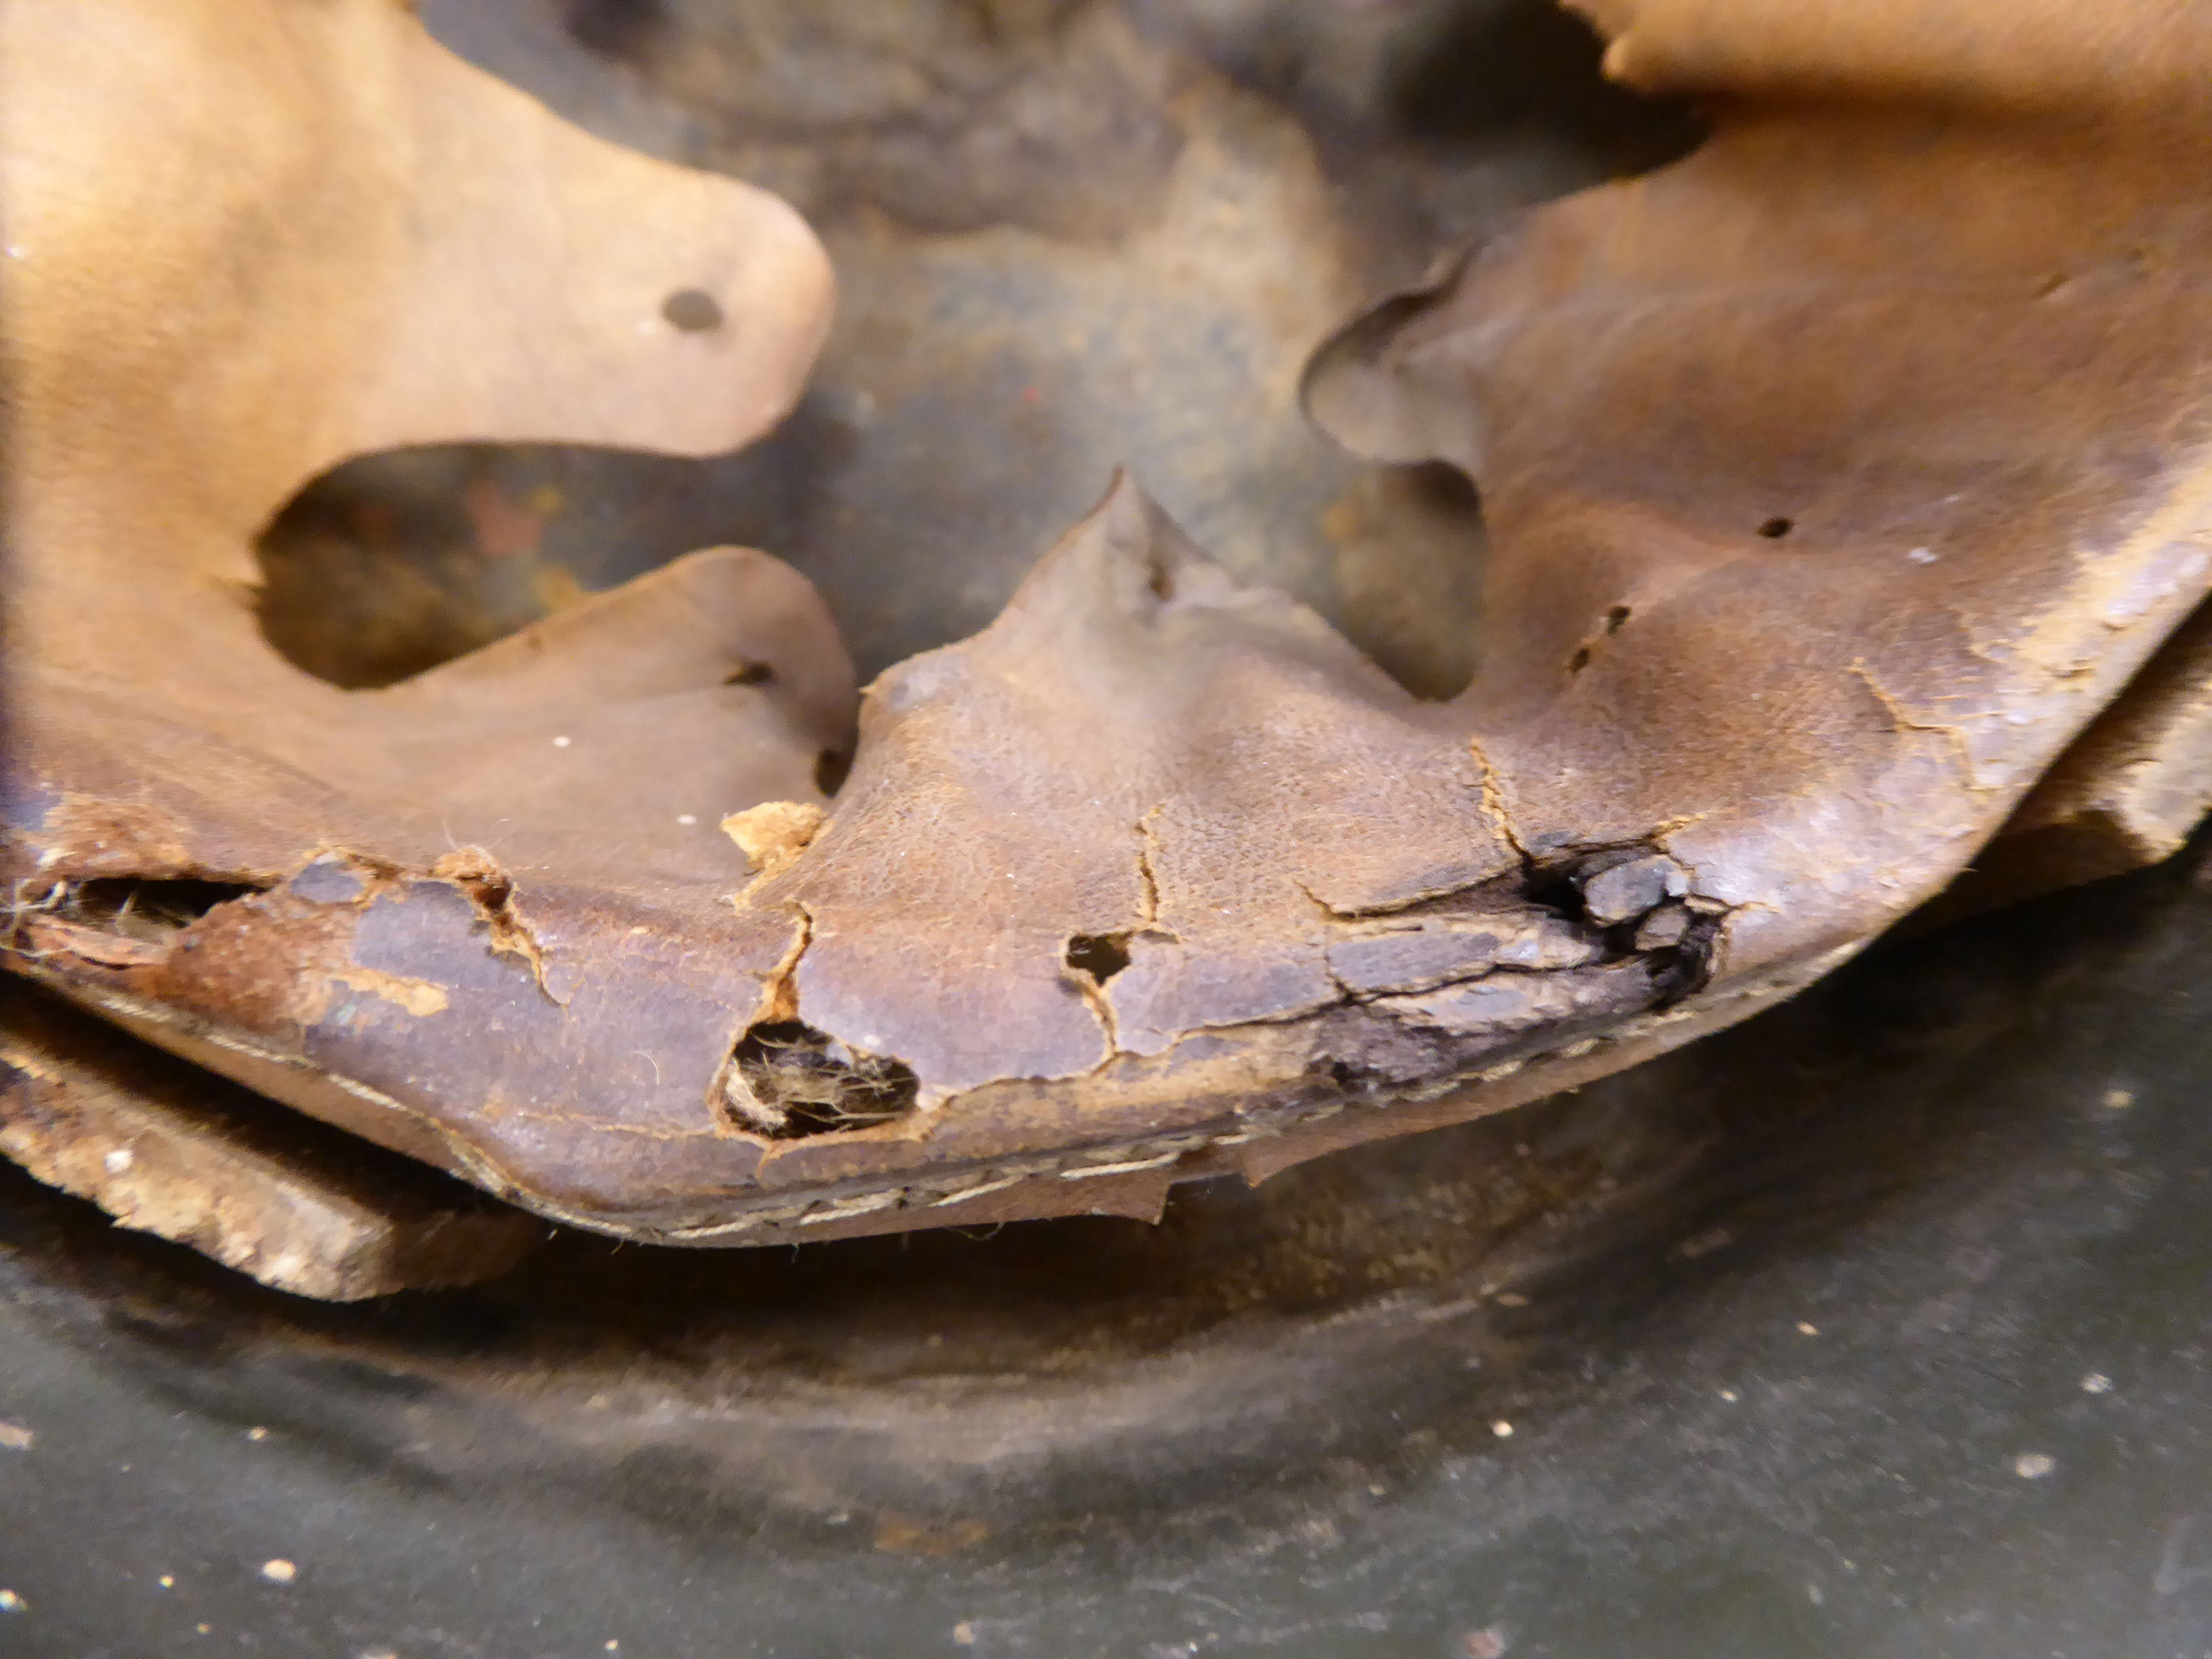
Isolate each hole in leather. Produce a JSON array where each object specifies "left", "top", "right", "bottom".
[
  {"left": 721, "top": 1020, "right": 920, "bottom": 1139},
  {"left": 9, "top": 878, "right": 269, "bottom": 968},
  {"left": 1568, "top": 645, "right": 1593, "bottom": 674},
  {"left": 660, "top": 289, "right": 724, "bottom": 333},
  {"left": 814, "top": 749, "right": 853, "bottom": 797},
  {"left": 52, "top": 878, "right": 264, "bottom": 939},
  {"left": 1605, "top": 605, "right": 1631, "bottom": 634},
  {"left": 1757, "top": 516, "right": 1795, "bottom": 539},
  {"left": 1065, "top": 933, "right": 1132, "bottom": 984},
  {"left": 723, "top": 661, "right": 775, "bottom": 687}
]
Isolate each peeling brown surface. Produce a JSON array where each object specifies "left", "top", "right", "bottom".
[
  {"left": 8, "top": 0, "right": 2212, "bottom": 1282},
  {"left": 721, "top": 802, "right": 827, "bottom": 884},
  {"left": 1941, "top": 595, "right": 2212, "bottom": 915}
]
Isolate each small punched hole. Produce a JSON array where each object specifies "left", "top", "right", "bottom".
[
  {"left": 1065, "top": 932, "right": 1132, "bottom": 983},
  {"left": 1757, "top": 516, "right": 1795, "bottom": 539},
  {"left": 814, "top": 749, "right": 853, "bottom": 797},
  {"left": 723, "top": 661, "right": 775, "bottom": 687},
  {"left": 661, "top": 288, "right": 724, "bottom": 333}
]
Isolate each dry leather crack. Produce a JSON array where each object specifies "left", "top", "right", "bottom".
[
  {"left": 674, "top": 933, "right": 1839, "bottom": 1246},
  {"left": 1849, "top": 658, "right": 1993, "bottom": 794},
  {"left": 7, "top": 0, "right": 2212, "bottom": 1279}
]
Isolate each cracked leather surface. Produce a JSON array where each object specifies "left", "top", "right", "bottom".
[{"left": 6, "top": 0, "right": 2212, "bottom": 1263}]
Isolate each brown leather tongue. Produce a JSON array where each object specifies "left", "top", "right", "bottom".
[{"left": 10, "top": 0, "right": 2212, "bottom": 1258}]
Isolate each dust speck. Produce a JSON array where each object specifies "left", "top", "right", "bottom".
[
  {"left": 2082, "top": 1372, "right": 2113, "bottom": 1395},
  {"left": 0, "top": 1591, "right": 23, "bottom": 1613},
  {"left": 2103, "top": 1087, "right": 2135, "bottom": 1109},
  {"left": 676, "top": 814, "right": 698, "bottom": 827},
  {"left": 259, "top": 1559, "right": 297, "bottom": 1584},
  {"left": 1719, "top": 1389, "right": 1738, "bottom": 1402},
  {"left": 552, "top": 735, "right": 572, "bottom": 748},
  {"left": 1462, "top": 1628, "right": 1509, "bottom": 1658},
  {"left": 103, "top": 1147, "right": 134, "bottom": 1173},
  {"left": 2013, "top": 1452, "right": 2056, "bottom": 1479},
  {"left": 1491, "top": 1420, "right": 1515, "bottom": 1438},
  {"left": 1797, "top": 1321, "right": 1820, "bottom": 1336},
  {"left": 0, "top": 1422, "right": 32, "bottom": 1452},
  {"left": 954, "top": 1622, "right": 978, "bottom": 1647},
  {"left": 247, "top": 1427, "right": 268, "bottom": 1442}
]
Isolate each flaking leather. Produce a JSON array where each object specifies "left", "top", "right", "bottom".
[{"left": 7, "top": 0, "right": 2212, "bottom": 1257}]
